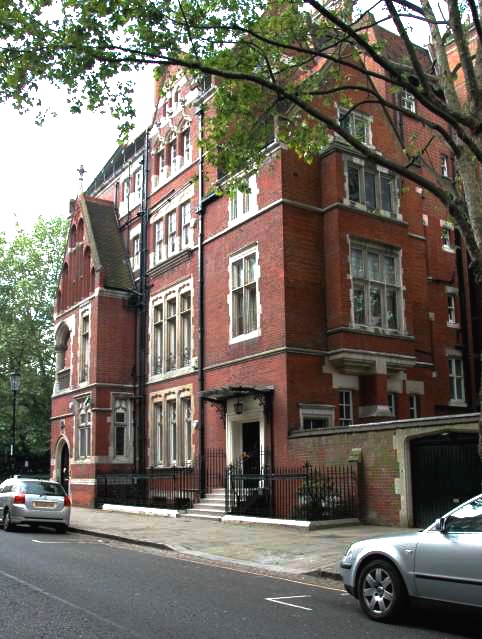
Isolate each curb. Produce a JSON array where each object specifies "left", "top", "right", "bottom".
[
  {"left": 68, "top": 526, "right": 176, "bottom": 553},
  {"left": 69, "top": 526, "right": 342, "bottom": 581}
]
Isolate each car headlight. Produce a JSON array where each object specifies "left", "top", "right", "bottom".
[{"left": 342, "top": 545, "right": 354, "bottom": 566}]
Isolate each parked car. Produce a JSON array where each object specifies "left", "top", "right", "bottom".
[
  {"left": 340, "top": 493, "right": 482, "bottom": 622},
  {"left": 0, "top": 477, "right": 71, "bottom": 533}
]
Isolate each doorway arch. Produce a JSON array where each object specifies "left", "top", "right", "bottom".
[{"left": 58, "top": 440, "right": 70, "bottom": 494}]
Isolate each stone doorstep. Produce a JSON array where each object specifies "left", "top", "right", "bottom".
[{"left": 100, "top": 504, "right": 359, "bottom": 529}]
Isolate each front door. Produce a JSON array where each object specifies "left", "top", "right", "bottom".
[
  {"left": 60, "top": 443, "right": 70, "bottom": 494},
  {"left": 242, "top": 422, "right": 260, "bottom": 474}
]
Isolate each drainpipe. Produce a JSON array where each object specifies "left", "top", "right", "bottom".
[
  {"left": 196, "top": 106, "right": 206, "bottom": 496},
  {"left": 135, "top": 129, "right": 150, "bottom": 473},
  {"left": 196, "top": 106, "right": 219, "bottom": 496}
]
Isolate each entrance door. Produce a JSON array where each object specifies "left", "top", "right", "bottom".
[
  {"left": 242, "top": 422, "right": 260, "bottom": 474},
  {"left": 60, "top": 443, "right": 70, "bottom": 494},
  {"left": 411, "top": 432, "right": 481, "bottom": 528}
]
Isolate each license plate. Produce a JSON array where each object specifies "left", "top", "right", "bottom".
[{"left": 32, "top": 501, "right": 56, "bottom": 509}]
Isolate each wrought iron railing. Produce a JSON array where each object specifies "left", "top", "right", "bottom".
[{"left": 225, "top": 462, "right": 358, "bottom": 521}]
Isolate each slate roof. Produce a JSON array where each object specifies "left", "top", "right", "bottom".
[{"left": 80, "top": 195, "right": 134, "bottom": 292}]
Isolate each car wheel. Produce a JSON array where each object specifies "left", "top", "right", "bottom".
[
  {"left": 2, "top": 509, "right": 15, "bottom": 532},
  {"left": 357, "top": 559, "right": 406, "bottom": 622},
  {"left": 30, "top": 523, "right": 39, "bottom": 531},
  {"left": 55, "top": 524, "right": 67, "bottom": 534}
]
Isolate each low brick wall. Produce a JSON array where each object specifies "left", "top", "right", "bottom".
[{"left": 288, "top": 413, "right": 479, "bottom": 526}]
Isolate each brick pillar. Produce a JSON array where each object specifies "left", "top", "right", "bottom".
[{"left": 358, "top": 374, "right": 391, "bottom": 422}]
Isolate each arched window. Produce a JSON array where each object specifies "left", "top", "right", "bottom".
[
  {"left": 69, "top": 225, "right": 77, "bottom": 248},
  {"left": 77, "top": 218, "right": 84, "bottom": 242},
  {"left": 55, "top": 323, "right": 71, "bottom": 391}
]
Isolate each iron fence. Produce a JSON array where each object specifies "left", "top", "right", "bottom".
[
  {"left": 96, "top": 449, "right": 228, "bottom": 509},
  {"left": 226, "top": 462, "right": 358, "bottom": 521}
]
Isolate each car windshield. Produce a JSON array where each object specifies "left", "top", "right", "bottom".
[{"left": 20, "top": 481, "right": 65, "bottom": 496}]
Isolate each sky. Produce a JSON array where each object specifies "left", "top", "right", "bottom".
[{"left": 0, "top": 68, "right": 155, "bottom": 240}]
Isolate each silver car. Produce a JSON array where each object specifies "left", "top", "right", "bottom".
[
  {"left": 340, "top": 493, "right": 482, "bottom": 622},
  {"left": 0, "top": 477, "right": 71, "bottom": 533}
]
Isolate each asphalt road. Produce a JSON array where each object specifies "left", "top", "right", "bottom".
[{"left": 0, "top": 526, "right": 480, "bottom": 639}]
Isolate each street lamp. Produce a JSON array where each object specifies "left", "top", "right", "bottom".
[{"left": 10, "top": 369, "right": 20, "bottom": 475}]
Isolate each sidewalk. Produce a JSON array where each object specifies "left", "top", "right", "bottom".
[{"left": 70, "top": 507, "right": 415, "bottom": 579}]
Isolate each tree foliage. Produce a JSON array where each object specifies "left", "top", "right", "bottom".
[
  {"left": 0, "top": 217, "right": 68, "bottom": 462},
  {"left": 1, "top": 1, "right": 481, "bottom": 269}
]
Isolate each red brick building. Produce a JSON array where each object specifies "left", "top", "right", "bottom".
[{"left": 50, "top": 26, "right": 481, "bottom": 526}]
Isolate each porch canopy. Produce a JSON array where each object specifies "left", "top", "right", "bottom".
[{"left": 200, "top": 385, "right": 274, "bottom": 416}]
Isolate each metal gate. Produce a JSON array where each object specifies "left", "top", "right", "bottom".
[{"left": 411, "top": 431, "right": 481, "bottom": 528}]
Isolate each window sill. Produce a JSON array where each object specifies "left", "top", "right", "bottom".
[
  {"left": 442, "top": 246, "right": 455, "bottom": 253},
  {"left": 327, "top": 325, "right": 413, "bottom": 340},
  {"left": 289, "top": 427, "right": 332, "bottom": 438},
  {"left": 229, "top": 329, "right": 261, "bottom": 345},
  {"left": 149, "top": 364, "right": 195, "bottom": 382},
  {"left": 150, "top": 159, "right": 196, "bottom": 195},
  {"left": 228, "top": 209, "right": 259, "bottom": 228},
  {"left": 447, "top": 322, "right": 460, "bottom": 329},
  {"left": 448, "top": 399, "right": 467, "bottom": 408}
]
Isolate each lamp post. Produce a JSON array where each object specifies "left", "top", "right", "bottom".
[{"left": 10, "top": 369, "right": 20, "bottom": 476}]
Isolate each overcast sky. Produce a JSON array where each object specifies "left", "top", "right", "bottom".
[{"left": 0, "top": 68, "right": 155, "bottom": 240}]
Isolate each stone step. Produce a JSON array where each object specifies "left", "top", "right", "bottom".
[{"left": 188, "top": 506, "right": 224, "bottom": 514}]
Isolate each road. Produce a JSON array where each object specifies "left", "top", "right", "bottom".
[{"left": 0, "top": 526, "right": 480, "bottom": 639}]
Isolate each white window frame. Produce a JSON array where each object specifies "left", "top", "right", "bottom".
[
  {"left": 339, "top": 390, "right": 353, "bottom": 426},
  {"left": 132, "top": 235, "right": 141, "bottom": 271},
  {"left": 154, "top": 220, "right": 164, "bottom": 263},
  {"left": 447, "top": 293, "right": 457, "bottom": 325},
  {"left": 345, "top": 157, "right": 400, "bottom": 219},
  {"left": 387, "top": 392, "right": 397, "bottom": 417},
  {"left": 227, "top": 175, "right": 259, "bottom": 226},
  {"left": 298, "top": 403, "right": 334, "bottom": 430},
  {"left": 150, "top": 280, "right": 193, "bottom": 378},
  {"left": 182, "top": 128, "right": 191, "bottom": 165},
  {"left": 338, "top": 107, "right": 373, "bottom": 145},
  {"left": 400, "top": 90, "right": 416, "bottom": 113},
  {"left": 112, "top": 397, "right": 132, "bottom": 460},
  {"left": 152, "top": 392, "right": 193, "bottom": 467},
  {"left": 135, "top": 170, "right": 142, "bottom": 202},
  {"left": 441, "top": 224, "right": 454, "bottom": 251},
  {"left": 448, "top": 357, "right": 465, "bottom": 402},
  {"left": 76, "top": 397, "right": 91, "bottom": 460},
  {"left": 228, "top": 245, "right": 261, "bottom": 344},
  {"left": 79, "top": 312, "right": 90, "bottom": 383},
  {"left": 167, "top": 210, "right": 177, "bottom": 257},
  {"left": 409, "top": 394, "right": 420, "bottom": 419},
  {"left": 350, "top": 240, "right": 404, "bottom": 333},
  {"left": 441, "top": 154, "right": 449, "bottom": 178},
  {"left": 181, "top": 201, "right": 191, "bottom": 248}
]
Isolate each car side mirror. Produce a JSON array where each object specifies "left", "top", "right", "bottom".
[{"left": 434, "top": 517, "right": 447, "bottom": 533}]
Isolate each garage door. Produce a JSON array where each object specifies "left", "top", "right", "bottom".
[{"left": 411, "top": 431, "right": 481, "bottom": 528}]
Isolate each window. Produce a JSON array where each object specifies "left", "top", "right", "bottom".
[
  {"left": 442, "top": 226, "right": 453, "bottom": 250},
  {"left": 154, "top": 403, "right": 164, "bottom": 465},
  {"left": 166, "top": 299, "right": 177, "bottom": 371},
  {"left": 400, "top": 90, "right": 416, "bottom": 113},
  {"left": 387, "top": 392, "right": 397, "bottom": 417},
  {"left": 230, "top": 249, "right": 259, "bottom": 340},
  {"left": 182, "top": 129, "right": 191, "bottom": 165},
  {"left": 441, "top": 154, "right": 449, "bottom": 178},
  {"left": 181, "top": 201, "right": 191, "bottom": 248},
  {"left": 449, "top": 357, "right": 465, "bottom": 402},
  {"left": 123, "top": 179, "right": 130, "bottom": 202},
  {"left": 339, "top": 108, "right": 372, "bottom": 144},
  {"left": 180, "top": 292, "right": 191, "bottom": 366},
  {"left": 153, "top": 395, "right": 193, "bottom": 467},
  {"left": 350, "top": 242, "right": 402, "bottom": 331},
  {"left": 113, "top": 398, "right": 130, "bottom": 457},
  {"left": 447, "top": 294, "right": 457, "bottom": 324},
  {"left": 167, "top": 400, "right": 177, "bottom": 465},
  {"left": 135, "top": 171, "right": 142, "bottom": 202},
  {"left": 155, "top": 220, "right": 164, "bottom": 263},
  {"left": 346, "top": 160, "right": 398, "bottom": 217},
  {"left": 227, "top": 175, "right": 258, "bottom": 224},
  {"left": 76, "top": 398, "right": 91, "bottom": 459},
  {"left": 132, "top": 236, "right": 140, "bottom": 270},
  {"left": 151, "top": 282, "right": 192, "bottom": 375},
  {"left": 181, "top": 397, "right": 192, "bottom": 463},
  {"left": 445, "top": 496, "right": 482, "bottom": 533},
  {"left": 167, "top": 211, "right": 177, "bottom": 256},
  {"left": 153, "top": 304, "right": 163, "bottom": 374},
  {"left": 169, "top": 139, "right": 177, "bottom": 174},
  {"left": 299, "top": 404, "right": 334, "bottom": 430},
  {"left": 339, "top": 390, "right": 353, "bottom": 426},
  {"left": 79, "top": 314, "right": 89, "bottom": 383},
  {"left": 409, "top": 394, "right": 421, "bottom": 418}
]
